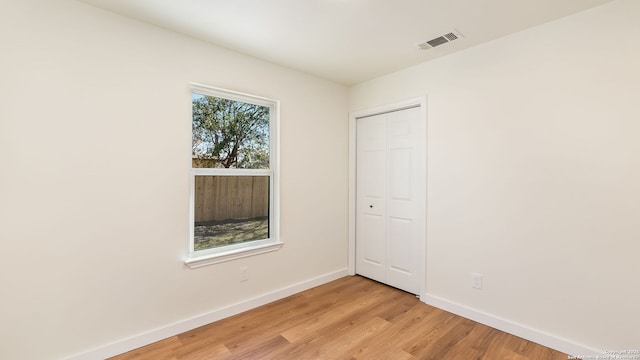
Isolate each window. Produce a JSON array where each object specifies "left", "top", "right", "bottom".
[{"left": 186, "top": 83, "right": 281, "bottom": 268}]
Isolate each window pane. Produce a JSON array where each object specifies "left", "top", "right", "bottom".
[
  {"left": 193, "top": 175, "right": 269, "bottom": 251},
  {"left": 192, "top": 93, "right": 270, "bottom": 169}
]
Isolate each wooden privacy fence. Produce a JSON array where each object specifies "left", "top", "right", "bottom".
[{"left": 194, "top": 175, "right": 269, "bottom": 223}]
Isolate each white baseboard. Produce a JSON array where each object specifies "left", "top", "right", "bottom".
[
  {"left": 423, "top": 294, "right": 602, "bottom": 358},
  {"left": 64, "top": 269, "right": 349, "bottom": 360}
]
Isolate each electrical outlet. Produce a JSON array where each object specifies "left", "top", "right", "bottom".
[
  {"left": 471, "top": 273, "right": 482, "bottom": 289},
  {"left": 240, "top": 267, "right": 248, "bottom": 282}
]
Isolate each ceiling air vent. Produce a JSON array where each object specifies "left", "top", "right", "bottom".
[{"left": 417, "top": 30, "right": 463, "bottom": 50}]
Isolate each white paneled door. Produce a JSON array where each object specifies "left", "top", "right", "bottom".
[{"left": 356, "top": 106, "right": 425, "bottom": 295}]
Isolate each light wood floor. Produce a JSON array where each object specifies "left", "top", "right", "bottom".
[{"left": 111, "top": 275, "right": 568, "bottom": 360}]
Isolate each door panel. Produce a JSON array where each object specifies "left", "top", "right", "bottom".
[
  {"left": 389, "top": 148, "right": 412, "bottom": 200},
  {"left": 387, "top": 217, "right": 411, "bottom": 274},
  {"left": 362, "top": 214, "right": 384, "bottom": 265},
  {"left": 356, "top": 114, "right": 386, "bottom": 282},
  {"left": 363, "top": 151, "right": 385, "bottom": 199},
  {"left": 386, "top": 107, "right": 423, "bottom": 294}
]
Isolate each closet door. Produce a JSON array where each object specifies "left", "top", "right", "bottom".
[
  {"left": 356, "top": 106, "right": 424, "bottom": 295},
  {"left": 355, "top": 113, "right": 387, "bottom": 283},
  {"left": 384, "top": 107, "right": 423, "bottom": 294}
]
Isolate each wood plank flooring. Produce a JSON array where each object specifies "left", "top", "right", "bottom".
[{"left": 111, "top": 276, "right": 568, "bottom": 360}]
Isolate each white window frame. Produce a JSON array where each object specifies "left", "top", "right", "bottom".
[{"left": 185, "top": 83, "right": 282, "bottom": 269}]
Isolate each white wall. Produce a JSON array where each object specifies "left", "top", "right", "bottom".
[
  {"left": 0, "top": 1, "right": 348, "bottom": 359},
  {"left": 350, "top": 0, "right": 639, "bottom": 352}
]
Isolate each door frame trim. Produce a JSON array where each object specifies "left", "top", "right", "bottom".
[{"left": 348, "top": 96, "right": 427, "bottom": 300}]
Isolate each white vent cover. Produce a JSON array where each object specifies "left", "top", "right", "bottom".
[{"left": 417, "top": 30, "right": 463, "bottom": 50}]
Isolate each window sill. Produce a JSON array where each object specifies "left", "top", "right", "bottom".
[{"left": 185, "top": 241, "right": 284, "bottom": 269}]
